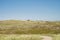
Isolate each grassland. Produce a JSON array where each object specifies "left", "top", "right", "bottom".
[
  {"left": 0, "top": 20, "right": 60, "bottom": 34},
  {"left": 52, "top": 34, "right": 60, "bottom": 40},
  {"left": 0, "top": 20, "right": 60, "bottom": 40},
  {"left": 0, "top": 34, "right": 42, "bottom": 40},
  {"left": 0, "top": 34, "right": 60, "bottom": 40}
]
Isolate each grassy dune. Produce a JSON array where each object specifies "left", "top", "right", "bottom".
[
  {"left": 0, "top": 20, "right": 60, "bottom": 34},
  {"left": 0, "top": 20, "right": 60, "bottom": 40}
]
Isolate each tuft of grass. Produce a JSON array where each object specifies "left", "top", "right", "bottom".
[
  {"left": 0, "top": 34, "right": 42, "bottom": 40},
  {"left": 0, "top": 34, "right": 60, "bottom": 40}
]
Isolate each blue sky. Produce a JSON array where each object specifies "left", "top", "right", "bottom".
[{"left": 0, "top": 0, "right": 60, "bottom": 21}]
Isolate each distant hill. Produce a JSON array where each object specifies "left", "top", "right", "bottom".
[{"left": 0, "top": 20, "right": 60, "bottom": 34}]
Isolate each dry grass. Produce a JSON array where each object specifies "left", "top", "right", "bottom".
[
  {"left": 0, "top": 34, "right": 60, "bottom": 40},
  {"left": 0, "top": 34, "right": 42, "bottom": 40},
  {"left": 0, "top": 20, "right": 60, "bottom": 34}
]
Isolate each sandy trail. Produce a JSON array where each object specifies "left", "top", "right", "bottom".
[{"left": 41, "top": 36, "right": 52, "bottom": 40}]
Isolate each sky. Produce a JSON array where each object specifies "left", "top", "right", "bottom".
[{"left": 0, "top": 0, "right": 60, "bottom": 21}]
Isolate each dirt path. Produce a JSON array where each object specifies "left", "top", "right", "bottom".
[{"left": 41, "top": 36, "right": 52, "bottom": 40}]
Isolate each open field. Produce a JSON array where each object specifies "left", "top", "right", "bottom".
[
  {"left": 0, "top": 20, "right": 60, "bottom": 40},
  {"left": 0, "top": 34, "right": 60, "bottom": 40},
  {"left": 0, "top": 20, "right": 60, "bottom": 34}
]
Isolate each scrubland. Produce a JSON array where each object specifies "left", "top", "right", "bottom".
[
  {"left": 0, "top": 20, "right": 60, "bottom": 40},
  {"left": 0, "top": 20, "right": 60, "bottom": 34}
]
